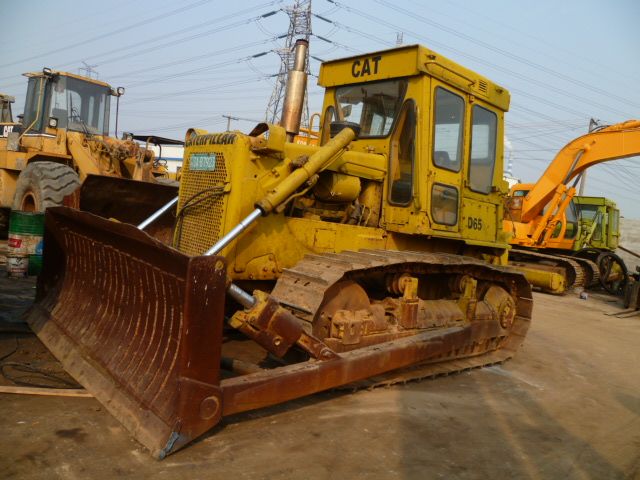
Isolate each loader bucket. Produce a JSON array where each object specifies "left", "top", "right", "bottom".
[
  {"left": 26, "top": 207, "right": 227, "bottom": 458},
  {"left": 79, "top": 175, "right": 178, "bottom": 244}
]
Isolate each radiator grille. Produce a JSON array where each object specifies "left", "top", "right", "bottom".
[{"left": 175, "top": 151, "right": 228, "bottom": 256}]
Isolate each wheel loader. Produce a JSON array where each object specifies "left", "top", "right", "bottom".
[
  {"left": 504, "top": 120, "right": 640, "bottom": 294},
  {"left": 27, "top": 40, "right": 532, "bottom": 458},
  {"left": 0, "top": 69, "right": 170, "bottom": 215}
]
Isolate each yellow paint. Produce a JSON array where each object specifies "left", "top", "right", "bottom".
[
  {"left": 175, "top": 43, "right": 514, "bottom": 280},
  {"left": 0, "top": 71, "right": 168, "bottom": 209}
]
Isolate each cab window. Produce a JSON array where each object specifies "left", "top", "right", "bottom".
[
  {"left": 23, "top": 77, "right": 45, "bottom": 132},
  {"left": 469, "top": 105, "right": 497, "bottom": 193},
  {"left": 389, "top": 100, "right": 417, "bottom": 205},
  {"left": 335, "top": 79, "right": 406, "bottom": 138},
  {"left": 431, "top": 183, "right": 458, "bottom": 225},
  {"left": 551, "top": 202, "right": 578, "bottom": 239},
  {"left": 433, "top": 88, "right": 464, "bottom": 172},
  {"left": 611, "top": 209, "right": 619, "bottom": 235}
]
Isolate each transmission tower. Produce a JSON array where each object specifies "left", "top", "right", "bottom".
[
  {"left": 265, "top": 0, "right": 312, "bottom": 128},
  {"left": 79, "top": 61, "right": 99, "bottom": 79}
]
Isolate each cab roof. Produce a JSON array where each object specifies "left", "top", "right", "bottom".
[
  {"left": 318, "top": 44, "right": 510, "bottom": 111},
  {"left": 23, "top": 70, "right": 112, "bottom": 89}
]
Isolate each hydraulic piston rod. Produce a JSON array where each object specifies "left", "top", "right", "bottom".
[{"left": 137, "top": 197, "right": 178, "bottom": 230}]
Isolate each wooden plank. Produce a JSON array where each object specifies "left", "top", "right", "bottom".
[{"left": 0, "top": 385, "right": 93, "bottom": 398}]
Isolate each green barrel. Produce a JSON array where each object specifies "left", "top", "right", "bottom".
[
  {"left": 9, "top": 210, "right": 45, "bottom": 235},
  {"left": 8, "top": 210, "right": 45, "bottom": 276}
]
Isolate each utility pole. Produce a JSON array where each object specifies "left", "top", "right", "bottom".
[
  {"left": 265, "top": 0, "right": 312, "bottom": 129},
  {"left": 222, "top": 114, "right": 239, "bottom": 131},
  {"left": 578, "top": 118, "right": 599, "bottom": 195}
]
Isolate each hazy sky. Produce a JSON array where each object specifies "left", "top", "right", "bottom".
[{"left": 2, "top": 0, "right": 640, "bottom": 218}]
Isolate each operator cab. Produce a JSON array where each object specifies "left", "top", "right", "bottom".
[
  {"left": 0, "top": 94, "right": 14, "bottom": 123},
  {"left": 574, "top": 196, "right": 621, "bottom": 249},
  {"left": 21, "top": 70, "right": 113, "bottom": 136},
  {"left": 318, "top": 44, "right": 510, "bottom": 245},
  {"left": 0, "top": 94, "right": 19, "bottom": 138}
]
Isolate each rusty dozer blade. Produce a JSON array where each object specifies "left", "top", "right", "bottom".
[
  {"left": 27, "top": 207, "right": 227, "bottom": 458},
  {"left": 28, "top": 204, "right": 532, "bottom": 459}
]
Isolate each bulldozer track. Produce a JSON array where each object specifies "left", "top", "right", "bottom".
[
  {"left": 272, "top": 250, "right": 532, "bottom": 385},
  {"left": 509, "top": 248, "right": 586, "bottom": 289}
]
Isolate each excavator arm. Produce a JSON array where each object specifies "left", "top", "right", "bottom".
[{"left": 518, "top": 120, "right": 640, "bottom": 224}]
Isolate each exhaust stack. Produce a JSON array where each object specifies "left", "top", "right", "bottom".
[{"left": 280, "top": 39, "right": 308, "bottom": 141}]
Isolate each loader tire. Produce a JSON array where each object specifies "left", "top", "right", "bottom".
[{"left": 13, "top": 161, "right": 80, "bottom": 212}]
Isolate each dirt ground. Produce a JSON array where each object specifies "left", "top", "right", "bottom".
[{"left": 0, "top": 274, "right": 638, "bottom": 479}]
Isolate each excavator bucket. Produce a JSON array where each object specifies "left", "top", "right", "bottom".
[{"left": 26, "top": 207, "right": 228, "bottom": 458}]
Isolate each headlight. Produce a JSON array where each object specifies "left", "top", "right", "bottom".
[{"left": 48, "top": 117, "right": 58, "bottom": 128}]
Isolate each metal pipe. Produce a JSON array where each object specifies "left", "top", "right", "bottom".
[
  {"left": 227, "top": 283, "right": 257, "bottom": 309},
  {"left": 280, "top": 39, "right": 308, "bottom": 141},
  {"left": 204, "top": 208, "right": 262, "bottom": 256},
  {"left": 115, "top": 95, "right": 120, "bottom": 138},
  {"left": 137, "top": 197, "right": 178, "bottom": 230},
  {"left": 563, "top": 150, "right": 584, "bottom": 185},
  {"left": 134, "top": 197, "right": 259, "bottom": 309}
]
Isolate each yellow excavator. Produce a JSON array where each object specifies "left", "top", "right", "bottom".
[
  {"left": 0, "top": 69, "right": 170, "bottom": 214},
  {"left": 504, "top": 120, "right": 640, "bottom": 294},
  {"left": 27, "top": 41, "right": 532, "bottom": 458}
]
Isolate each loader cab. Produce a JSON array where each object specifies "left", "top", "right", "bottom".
[
  {"left": 0, "top": 94, "right": 19, "bottom": 138},
  {"left": 318, "top": 45, "right": 510, "bottom": 247},
  {"left": 0, "top": 94, "right": 14, "bottom": 123},
  {"left": 22, "top": 70, "right": 112, "bottom": 136}
]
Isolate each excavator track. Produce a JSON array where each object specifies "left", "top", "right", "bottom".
[
  {"left": 509, "top": 248, "right": 586, "bottom": 289},
  {"left": 559, "top": 255, "right": 600, "bottom": 287},
  {"left": 272, "top": 250, "right": 532, "bottom": 383}
]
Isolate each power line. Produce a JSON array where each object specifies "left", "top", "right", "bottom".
[
  {"left": 321, "top": 0, "right": 638, "bottom": 121},
  {"left": 373, "top": 0, "right": 640, "bottom": 112},
  {"left": 0, "top": 0, "right": 217, "bottom": 69}
]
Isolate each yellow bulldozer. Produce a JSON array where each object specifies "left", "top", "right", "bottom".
[
  {"left": 27, "top": 40, "right": 532, "bottom": 458},
  {"left": 0, "top": 69, "right": 170, "bottom": 215}
]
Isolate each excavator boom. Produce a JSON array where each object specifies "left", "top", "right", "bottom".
[{"left": 518, "top": 120, "right": 640, "bottom": 223}]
